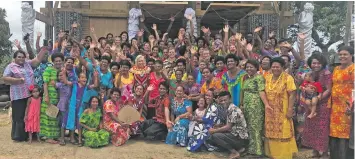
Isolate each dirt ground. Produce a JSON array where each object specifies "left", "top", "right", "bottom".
[{"left": 0, "top": 110, "right": 313, "bottom": 159}]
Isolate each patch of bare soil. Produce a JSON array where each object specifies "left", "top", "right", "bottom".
[{"left": 0, "top": 110, "right": 313, "bottom": 159}]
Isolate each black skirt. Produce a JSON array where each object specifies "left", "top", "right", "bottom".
[
  {"left": 140, "top": 119, "right": 168, "bottom": 141},
  {"left": 11, "top": 98, "right": 28, "bottom": 141}
]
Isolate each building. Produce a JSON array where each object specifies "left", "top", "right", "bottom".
[{"left": 38, "top": 1, "right": 294, "bottom": 41}]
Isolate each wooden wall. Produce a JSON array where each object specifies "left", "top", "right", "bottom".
[{"left": 89, "top": 18, "right": 128, "bottom": 38}]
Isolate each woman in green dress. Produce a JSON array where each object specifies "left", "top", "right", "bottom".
[
  {"left": 241, "top": 59, "right": 271, "bottom": 156},
  {"left": 80, "top": 96, "right": 110, "bottom": 148},
  {"left": 39, "top": 53, "right": 64, "bottom": 144}
]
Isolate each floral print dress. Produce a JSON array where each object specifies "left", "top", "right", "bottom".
[
  {"left": 187, "top": 103, "right": 227, "bottom": 152},
  {"left": 165, "top": 99, "right": 192, "bottom": 146}
]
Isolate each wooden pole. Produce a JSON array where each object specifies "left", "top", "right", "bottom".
[{"left": 344, "top": 1, "right": 353, "bottom": 45}]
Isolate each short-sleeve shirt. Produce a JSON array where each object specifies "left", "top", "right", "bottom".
[
  {"left": 227, "top": 103, "right": 249, "bottom": 139},
  {"left": 3, "top": 61, "right": 34, "bottom": 101},
  {"left": 150, "top": 95, "right": 170, "bottom": 124},
  {"left": 200, "top": 78, "right": 223, "bottom": 94}
]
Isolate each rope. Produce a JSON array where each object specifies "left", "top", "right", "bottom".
[
  {"left": 211, "top": 7, "right": 257, "bottom": 23},
  {"left": 140, "top": 6, "right": 185, "bottom": 21}
]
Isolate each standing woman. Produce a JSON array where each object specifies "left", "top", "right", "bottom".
[
  {"left": 39, "top": 52, "right": 64, "bottom": 144},
  {"left": 115, "top": 60, "right": 134, "bottom": 102},
  {"left": 222, "top": 54, "right": 246, "bottom": 106},
  {"left": 301, "top": 54, "right": 331, "bottom": 158},
  {"left": 241, "top": 59, "right": 271, "bottom": 156},
  {"left": 165, "top": 86, "right": 192, "bottom": 147},
  {"left": 102, "top": 88, "right": 130, "bottom": 146},
  {"left": 329, "top": 46, "right": 354, "bottom": 159},
  {"left": 130, "top": 55, "right": 151, "bottom": 90},
  {"left": 3, "top": 48, "right": 47, "bottom": 142},
  {"left": 264, "top": 57, "right": 298, "bottom": 158}
]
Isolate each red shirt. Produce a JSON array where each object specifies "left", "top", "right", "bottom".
[
  {"left": 149, "top": 95, "right": 170, "bottom": 124},
  {"left": 301, "top": 81, "right": 323, "bottom": 93}
]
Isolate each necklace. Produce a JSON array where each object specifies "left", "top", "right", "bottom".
[
  {"left": 174, "top": 98, "right": 184, "bottom": 109},
  {"left": 131, "top": 66, "right": 149, "bottom": 75},
  {"left": 268, "top": 73, "right": 283, "bottom": 91}
]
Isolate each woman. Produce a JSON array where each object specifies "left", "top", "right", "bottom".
[
  {"left": 130, "top": 55, "right": 151, "bottom": 90},
  {"left": 141, "top": 82, "right": 170, "bottom": 141},
  {"left": 264, "top": 57, "right": 298, "bottom": 159},
  {"left": 187, "top": 88, "right": 227, "bottom": 152},
  {"left": 3, "top": 48, "right": 47, "bottom": 142},
  {"left": 329, "top": 46, "right": 354, "bottom": 159},
  {"left": 166, "top": 86, "right": 192, "bottom": 147},
  {"left": 39, "top": 53, "right": 65, "bottom": 144},
  {"left": 120, "top": 31, "right": 129, "bottom": 44},
  {"left": 241, "top": 59, "right": 270, "bottom": 156},
  {"left": 148, "top": 60, "right": 168, "bottom": 119},
  {"left": 222, "top": 54, "right": 246, "bottom": 106},
  {"left": 163, "top": 47, "right": 177, "bottom": 75},
  {"left": 124, "top": 84, "right": 147, "bottom": 133},
  {"left": 301, "top": 54, "right": 331, "bottom": 158},
  {"left": 115, "top": 60, "right": 134, "bottom": 102},
  {"left": 200, "top": 68, "right": 223, "bottom": 95},
  {"left": 79, "top": 96, "right": 110, "bottom": 148},
  {"left": 103, "top": 88, "right": 130, "bottom": 146}
]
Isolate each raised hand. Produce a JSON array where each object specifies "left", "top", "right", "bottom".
[
  {"left": 147, "top": 85, "right": 154, "bottom": 92},
  {"left": 190, "top": 47, "right": 197, "bottom": 54},
  {"left": 254, "top": 26, "right": 262, "bottom": 33},
  {"left": 246, "top": 43, "right": 253, "bottom": 52},
  {"left": 169, "top": 16, "right": 175, "bottom": 22},
  {"left": 223, "top": 25, "right": 229, "bottom": 33},
  {"left": 90, "top": 42, "right": 96, "bottom": 49},
  {"left": 90, "top": 27, "right": 95, "bottom": 33},
  {"left": 269, "top": 31, "right": 275, "bottom": 38},
  {"left": 163, "top": 33, "right": 168, "bottom": 37},
  {"left": 72, "top": 22, "right": 78, "bottom": 28},
  {"left": 111, "top": 44, "right": 117, "bottom": 51},
  {"left": 186, "top": 14, "right": 193, "bottom": 21},
  {"left": 152, "top": 24, "right": 157, "bottom": 30},
  {"left": 235, "top": 33, "right": 242, "bottom": 41},
  {"left": 201, "top": 26, "right": 210, "bottom": 34},
  {"left": 240, "top": 38, "right": 247, "bottom": 46},
  {"left": 298, "top": 33, "right": 306, "bottom": 40},
  {"left": 140, "top": 16, "right": 145, "bottom": 22},
  {"left": 37, "top": 32, "right": 42, "bottom": 37},
  {"left": 14, "top": 39, "right": 21, "bottom": 48}
]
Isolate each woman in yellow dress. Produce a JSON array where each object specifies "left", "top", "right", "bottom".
[
  {"left": 329, "top": 46, "right": 354, "bottom": 159},
  {"left": 115, "top": 60, "right": 134, "bottom": 102},
  {"left": 264, "top": 57, "right": 298, "bottom": 159}
]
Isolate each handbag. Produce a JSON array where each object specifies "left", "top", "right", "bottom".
[{"left": 46, "top": 104, "right": 59, "bottom": 118}]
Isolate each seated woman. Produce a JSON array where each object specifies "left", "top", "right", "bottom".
[
  {"left": 79, "top": 96, "right": 110, "bottom": 148},
  {"left": 102, "top": 88, "right": 130, "bottom": 146},
  {"left": 140, "top": 82, "right": 170, "bottom": 141},
  {"left": 165, "top": 86, "right": 193, "bottom": 147}
]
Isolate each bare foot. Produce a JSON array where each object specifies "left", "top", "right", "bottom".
[
  {"left": 45, "top": 139, "right": 59, "bottom": 144},
  {"left": 28, "top": 140, "right": 32, "bottom": 144},
  {"left": 37, "top": 138, "right": 42, "bottom": 143},
  {"left": 229, "top": 152, "right": 240, "bottom": 159}
]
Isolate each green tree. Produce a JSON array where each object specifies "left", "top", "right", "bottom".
[
  {"left": 0, "top": 8, "right": 12, "bottom": 75},
  {"left": 294, "top": 1, "right": 347, "bottom": 53}
]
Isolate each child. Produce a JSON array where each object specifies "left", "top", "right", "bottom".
[
  {"left": 24, "top": 85, "right": 42, "bottom": 143},
  {"left": 188, "top": 97, "right": 207, "bottom": 137},
  {"left": 300, "top": 72, "right": 323, "bottom": 118},
  {"left": 56, "top": 70, "right": 72, "bottom": 146}
]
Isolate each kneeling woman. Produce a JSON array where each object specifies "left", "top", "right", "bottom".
[
  {"left": 102, "top": 88, "right": 130, "bottom": 146},
  {"left": 166, "top": 86, "right": 193, "bottom": 147},
  {"left": 140, "top": 82, "right": 170, "bottom": 141},
  {"left": 79, "top": 96, "right": 109, "bottom": 148}
]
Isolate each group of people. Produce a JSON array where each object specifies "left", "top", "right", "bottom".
[{"left": 2, "top": 14, "right": 354, "bottom": 159}]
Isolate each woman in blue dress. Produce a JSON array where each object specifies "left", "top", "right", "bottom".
[{"left": 165, "top": 86, "right": 193, "bottom": 147}]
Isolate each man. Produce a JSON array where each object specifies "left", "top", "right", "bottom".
[{"left": 207, "top": 91, "right": 249, "bottom": 159}]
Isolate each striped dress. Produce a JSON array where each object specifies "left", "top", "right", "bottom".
[{"left": 39, "top": 67, "right": 60, "bottom": 139}]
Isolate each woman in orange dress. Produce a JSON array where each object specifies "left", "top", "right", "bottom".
[
  {"left": 103, "top": 88, "right": 130, "bottom": 146},
  {"left": 264, "top": 57, "right": 298, "bottom": 159},
  {"left": 329, "top": 46, "right": 354, "bottom": 159}
]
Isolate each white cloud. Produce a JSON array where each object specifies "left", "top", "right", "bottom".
[{"left": 3, "top": 1, "right": 46, "bottom": 48}]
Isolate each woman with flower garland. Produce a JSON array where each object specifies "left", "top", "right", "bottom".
[{"left": 130, "top": 55, "right": 151, "bottom": 90}]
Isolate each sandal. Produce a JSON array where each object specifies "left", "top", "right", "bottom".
[
  {"left": 59, "top": 139, "right": 66, "bottom": 146},
  {"left": 70, "top": 140, "right": 78, "bottom": 145}
]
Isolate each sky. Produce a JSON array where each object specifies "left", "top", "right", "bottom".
[{"left": 3, "top": 1, "right": 46, "bottom": 47}]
